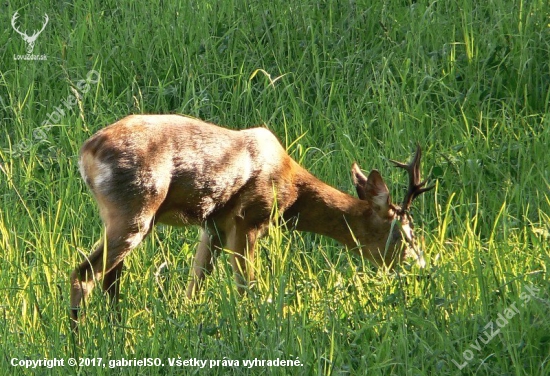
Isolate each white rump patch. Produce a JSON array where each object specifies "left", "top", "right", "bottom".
[
  {"left": 94, "top": 161, "right": 113, "bottom": 191},
  {"left": 78, "top": 158, "right": 88, "bottom": 185}
]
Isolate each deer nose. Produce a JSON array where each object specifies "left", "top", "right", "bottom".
[{"left": 395, "top": 220, "right": 425, "bottom": 268}]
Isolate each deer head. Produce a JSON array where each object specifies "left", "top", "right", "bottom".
[{"left": 351, "top": 145, "right": 434, "bottom": 268}]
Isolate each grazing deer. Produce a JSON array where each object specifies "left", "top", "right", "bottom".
[{"left": 70, "top": 114, "right": 433, "bottom": 329}]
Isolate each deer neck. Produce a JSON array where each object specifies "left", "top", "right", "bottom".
[{"left": 283, "top": 165, "right": 372, "bottom": 249}]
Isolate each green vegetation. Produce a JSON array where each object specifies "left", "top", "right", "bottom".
[{"left": 1, "top": 0, "right": 549, "bottom": 374}]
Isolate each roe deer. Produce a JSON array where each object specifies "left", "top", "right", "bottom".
[{"left": 70, "top": 114, "right": 433, "bottom": 329}]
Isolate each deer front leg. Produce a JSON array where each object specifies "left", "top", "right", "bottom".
[
  {"left": 226, "top": 222, "right": 259, "bottom": 295},
  {"left": 186, "top": 229, "right": 222, "bottom": 299}
]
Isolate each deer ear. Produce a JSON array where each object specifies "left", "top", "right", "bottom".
[
  {"left": 364, "top": 170, "right": 391, "bottom": 214},
  {"left": 352, "top": 165, "right": 392, "bottom": 214},
  {"left": 351, "top": 163, "right": 369, "bottom": 200}
]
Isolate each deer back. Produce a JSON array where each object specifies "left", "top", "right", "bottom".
[{"left": 79, "top": 115, "right": 299, "bottom": 228}]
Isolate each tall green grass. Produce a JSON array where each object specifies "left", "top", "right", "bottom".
[{"left": 1, "top": 0, "right": 549, "bottom": 374}]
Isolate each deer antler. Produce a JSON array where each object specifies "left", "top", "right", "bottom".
[{"left": 390, "top": 145, "right": 434, "bottom": 212}]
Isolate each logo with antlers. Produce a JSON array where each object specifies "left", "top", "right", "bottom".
[{"left": 11, "top": 12, "right": 49, "bottom": 55}]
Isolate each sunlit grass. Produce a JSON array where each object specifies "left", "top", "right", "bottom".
[{"left": 1, "top": 0, "right": 550, "bottom": 374}]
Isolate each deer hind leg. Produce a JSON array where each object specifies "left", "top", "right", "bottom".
[
  {"left": 70, "top": 205, "right": 156, "bottom": 329},
  {"left": 186, "top": 229, "right": 222, "bottom": 299},
  {"left": 102, "top": 259, "right": 124, "bottom": 305},
  {"left": 70, "top": 221, "right": 151, "bottom": 328},
  {"left": 226, "top": 221, "right": 259, "bottom": 295}
]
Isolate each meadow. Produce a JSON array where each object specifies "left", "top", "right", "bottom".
[{"left": 1, "top": 0, "right": 549, "bottom": 374}]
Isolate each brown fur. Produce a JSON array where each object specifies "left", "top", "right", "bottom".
[{"left": 70, "top": 114, "right": 428, "bottom": 330}]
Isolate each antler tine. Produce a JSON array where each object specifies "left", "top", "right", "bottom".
[{"left": 390, "top": 145, "right": 434, "bottom": 212}]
